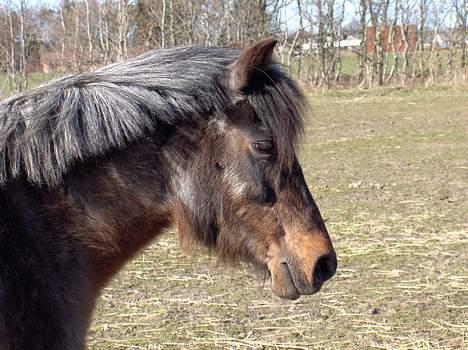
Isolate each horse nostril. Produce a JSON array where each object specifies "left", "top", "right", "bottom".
[{"left": 313, "top": 253, "right": 337, "bottom": 284}]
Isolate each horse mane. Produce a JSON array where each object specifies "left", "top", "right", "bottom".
[{"left": 0, "top": 46, "right": 305, "bottom": 186}]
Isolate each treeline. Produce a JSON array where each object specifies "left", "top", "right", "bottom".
[{"left": 0, "top": 0, "right": 466, "bottom": 93}]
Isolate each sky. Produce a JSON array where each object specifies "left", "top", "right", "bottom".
[
  {"left": 24, "top": 0, "right": 358, "bottom": 31},
  {"left": 13, "top": 0, "right": 460, "bottom": 30}
]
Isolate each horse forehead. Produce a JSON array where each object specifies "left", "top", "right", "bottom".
[{"left": 213, "top": 115, "right": 271, "bottom": 143}]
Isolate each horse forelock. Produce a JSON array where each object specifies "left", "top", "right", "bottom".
[
  {"left": 0, "top": 46, "right": 305, "bottom": 187},
  {"left": 246, "top": 66, "right": 306, "bottom": 170}
]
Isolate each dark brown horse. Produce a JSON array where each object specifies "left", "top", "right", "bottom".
[{"left": 0, "top": 39, "right": 336, "bottom": 349}]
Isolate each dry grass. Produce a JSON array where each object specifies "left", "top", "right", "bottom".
[{"left": 88, "top": 86, "right": 467, "bottom": 349}]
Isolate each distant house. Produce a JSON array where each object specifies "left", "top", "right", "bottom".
[
  {"left": 301, "top": 41, "right": 318, "bottom": 53},
  {"left": 301, "top": 36, "right": 340, "bottom": 54},
  {"left": 366, "top": 25, "right": 417, "bottom": 53},
  {"left": 429, "top": 34, "right": 448, "bottom": 49},
  {"left": 339, "top": 36, "right": 361, "bottom": 49}
]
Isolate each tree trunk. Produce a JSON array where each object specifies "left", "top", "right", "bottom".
[
  {"left": 117, "top": 0, "right": 129, "bottom": 60},
  {"left": 19, "top": 0, "right": 28, "bottom": 91},
  {"left": 85, "top": 0, "right": 94, "bottom": 65},
  {"left": 358, "top": 0, "right": 368, "bottom": 85}
]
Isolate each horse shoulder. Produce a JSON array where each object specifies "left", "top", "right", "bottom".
[{"left": 0, "top": 185, "right": 89, "bottom": 350}]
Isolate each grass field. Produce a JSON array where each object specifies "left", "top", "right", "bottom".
[
  {"left": 0, "top": 72, "right": 59, "bottom": 98},
  {"left": 82, "top": 86, "right": 466, "bottom": 349},
  {"left": 287, "top": 50, "right": 466, "bottom": 85}
]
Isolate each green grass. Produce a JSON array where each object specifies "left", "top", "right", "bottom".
[
  {"left": 83, "top": 86, "right": 467, "bottom": 349},
  {"left": 0, "top": 72, "right": 58, "bottom": 98}
]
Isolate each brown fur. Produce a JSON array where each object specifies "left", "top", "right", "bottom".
[
  {"left": 0, "top": 39, "right": 337, "bottom": 349},
  {"left": 229, "top": 38, "right": 278, "bottom": 91}
]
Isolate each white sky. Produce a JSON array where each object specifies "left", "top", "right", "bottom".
[
  {"left": 13, "top": 0, "right": 459, "bottom": 30},
  {"left": 21, "top": 0, "right": 358, "bottom": 30}
]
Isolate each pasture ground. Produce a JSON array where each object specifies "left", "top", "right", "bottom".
[{"left": 88, "top": 86, "right": 465, "bottom": 349}]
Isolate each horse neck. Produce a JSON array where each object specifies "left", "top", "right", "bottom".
[
  {"left": 0, "top": 140, "right": 174, "bottom": 348},
  {"left": 60, "top": 140, "right": 174, "bottom": 290}
]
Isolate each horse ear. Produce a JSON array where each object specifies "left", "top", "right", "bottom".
[{"left": 229, "top": 38, "right": 278, "bottom": 92}]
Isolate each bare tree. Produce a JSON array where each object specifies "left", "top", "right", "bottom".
[
  {"left": 417, "top": 0, "right": 427, "bottom": 77},
  {"left": 98, "top": 0, "right": 111, "bottom": 65},
  {"left": 4, "top": 0, "right": 30, "bottom": 93},
  {"left": 358, "top": 0, "right": 369, "bottom": 85},
  {"left": 0, "top": 0, "right": 465, "bottom": 94},
  {"left": 385, "top": 0, "right": 400, "bottom": 83},
  {"left": 84, "top": 0, "right": 94, "bottom": 65},
  {"left": 117, "top": 0, "right": 129, "bottom": 60},
  {"left": 453, "top": 0, "right": 466, "bottom": 80},
  {"left": 295, "top": 0, "right": 305, "bottom": 79}
]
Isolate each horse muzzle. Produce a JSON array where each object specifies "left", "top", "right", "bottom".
[{"left": 268, "top": 250, "right": 337, "bottom": 300}]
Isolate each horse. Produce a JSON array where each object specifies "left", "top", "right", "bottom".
[{"left": 0, "top": 39, "right": 337, "bottom": 349}]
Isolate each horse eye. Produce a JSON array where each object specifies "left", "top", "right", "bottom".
[{"left": 252, "top": 140, "right": 274, "bottom": 154}]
